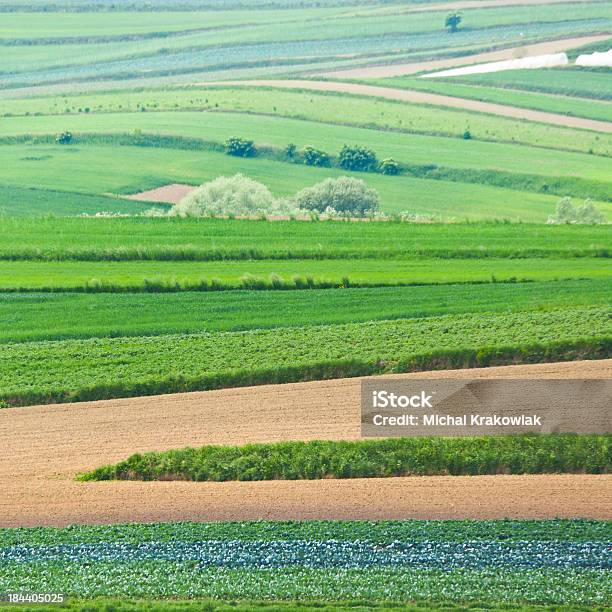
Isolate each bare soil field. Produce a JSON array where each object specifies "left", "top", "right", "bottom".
[
  {"left": 317, "top": 34, "right": 611, "bottom": 78},
  {"left": 124, "top": 183, "right": 196, "bottom": 204},
  {"left": 219, "top": 78, "right": 612, "bottom": 132},
  {"left": 0, "top": 360, "right": 610, "bottom": 527}
]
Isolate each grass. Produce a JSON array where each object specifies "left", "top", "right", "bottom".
[
  {"left": 439, "top": 68, "right": 612, "bottom": 102},
  {"left": 2, "top": 88, "right": 610, "bottom": 157},
  {"left": 0, "top": 184, "right": 169, "bottom": 217},
  {"left": 0, "top": 258, "right": 610, "bottom": 293},
  {"left": 363, "top": 75, "right": 612, "bottom": 122},
  {"left": 3, "top": 109, "right": 612, "bottom": 183},
  {"left": 2, "top": 279, "right": 609, "bottom": 343},
  {"left": 2, "top": 142, "right": 602, "bottom": 222},
  {"left": 1, "top": 306, "right": 609, "bottom": 406},
  {"left": 2, "top": 128, "right": 610, "bottom": 205},
  {"left": 1, "top": 218, "right": 609, "bottom": 261},
  {"left": 79, "top": 434, "right": 612, "bottom": 482},
  {"left": 3, "top": 3, "right": 609, "bottom": 88}
]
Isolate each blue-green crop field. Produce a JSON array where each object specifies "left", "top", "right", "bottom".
[
  {"left": 1, "top": 0, "right": 611, "bottom": 609},
  {"left": 0, "top": 520, "right": 610, "bottom": 608}
]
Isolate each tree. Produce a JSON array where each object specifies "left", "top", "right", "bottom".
[
  {"left": 56, "top": 131, "right": 73, "bottom": 144},
  {"left": 547, "top": 197, "right": 606, "bottom": 225},
  {"left": 170, "top": 174, "right": 292, "bottom": 218},
  {"left": 225, "top": 137, "right": 256, "bottom": 157},
  {"left": 338, "top": 144, "right": 377, "bottom": 171},
  {"left": 294, "top": 177, "right": 379, "bottom": 217},
  {"left": 302, "top": 146, "right": 331, "bottom": 167},
  {"left": 445, "top": 12, "right": 462, "bottom": 33}
]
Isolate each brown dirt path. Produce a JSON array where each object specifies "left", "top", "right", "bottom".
[
  {"left": 317, "top": 34, "right": 611, "bottom": 78},
  {"left": 214, "top": 77, "right": 612, "bottom": 133},
  {"left": 1, "top": 360, "right": 610, "bottom": 527}
]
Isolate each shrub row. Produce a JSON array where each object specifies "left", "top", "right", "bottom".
[{"left": 80, "top": 434, "right": 611, "bottom": 482}]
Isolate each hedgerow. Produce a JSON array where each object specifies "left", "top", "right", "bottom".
[{"left": 79, "top": 434, "right": 611, "bottom": 482}]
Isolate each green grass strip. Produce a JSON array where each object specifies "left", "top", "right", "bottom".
[
  {"left": 0, "top": 218, "right": 610, "bottom": 261},
  {"left": 2, "top": 279, "right": 609, "bottom": 343},
  {"left": 79, "top": 434, "right": 611, "bottom": 482}
]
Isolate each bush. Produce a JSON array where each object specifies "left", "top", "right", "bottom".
[
  {"left": 548, "top": 197, "right": 606, "bottom": 225},
  {"left": 284, "top": 143, "right": 297, "bottom": 159},
  {"left": 294, "top": 177, "right": 380, "bottom": 217},
  {"left": 302, "top": 146, "right": 330, "bottom": 167},
  {"left": 379, "top": 158, "right": 401, "bottom": 175},
  {"left": 56, "top": 131, "right": 73, "bottom": 145},
  {"left": 225, "top": 137, "right": 256, "bottom": 157},
  {"left": 170, "top": 174, "right": 292, "bottom": 218},
  {"left": 463, "top": 129, "right": 472, "bottom": 140},
  {"left": 338, "top": 144, "right": 378, "bottom": 171}
]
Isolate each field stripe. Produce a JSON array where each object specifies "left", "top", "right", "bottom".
[
  {"left": 316, "top": 34, "right": 612, "bottom": 78},
  {"left": 214, "top": 79, "right": 612, "bottom": 132},
  {"left": 0, "top": 360, "right": 610, "bottom": 527}
]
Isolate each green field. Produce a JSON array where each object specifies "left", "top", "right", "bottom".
[
  {"left": 2, "top": 1, "right": 610, "bottom": 90},
  {"left": 434, "top": 68, "right": 612, "bottom": 101},
  {"left": 1, "top": 306, "right": 609, "bottom": 406},
  {"left": 3, "top": 279, "right": 609, "bottom": 342},
  {"left": 2, "top": 218, "right": 609, "bottom": 259},
  {"left": 364, "top": 74, "right": 612, "bottom": 121},
  {"left": 0, "top": 520, "right": 609, "bottom": 606},
  {"left": 4, "top": 143, "right": 587, "bottom": 221}
]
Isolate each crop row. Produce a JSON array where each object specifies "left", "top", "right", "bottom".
[
  {"left": 3, "top": 279, "right": 608, "bottom": 343},
  {"left": 1, "top": 259, "right": 609, "bottom": 293},
  {"left": 4, "top": 539, "right": 611, "bottom": 570},
  {"left": 80, "top": 434, "right": 611, "bottom": 482},
  {"left": 0, "top": 564, "right": 608, "bottom": 604},
  {"left": 3, "top": 519, "right": 609, "bottom": 547},
  {"left": 1, "top": 307, "right": 609, "bottom": 405},
  {"left": 0, "top": 218, "right": 609, "bottom": 261}
]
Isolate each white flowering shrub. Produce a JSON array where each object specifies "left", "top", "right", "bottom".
[
  {"left": 170, "top": 174, "right": 293, "bottom": 218},
  {"left": 294, "top": 177, "right": 379, "bottom": 217},
  {"left": 547, "top": 197, "right": 606, "bottom": 225}
]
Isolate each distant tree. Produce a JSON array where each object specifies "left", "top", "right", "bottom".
[
  {"left": 284, "top": 143, "right": 297, "bottom": 159},
  {"left": 547, "top": 197, "right": 606, "bottom": 225},
  {"left": 445, "top": 12, "right": 462, "bottom": 33},
  {"left": 302, "top": 146, "right": 331, "bottom": 167},
  {"left": 338, "top": 145, "right": 378, "bottom": 172},
  {"left": 56, "top": 131, "right": 73, "bottom": 144},
  {"left": 225, "top": 137, "right": 256, "bottom": 157},
  {"left": 379, "top": 158, "right": 401, "bottom": 175}
]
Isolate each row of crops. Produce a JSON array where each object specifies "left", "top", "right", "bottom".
[
  {"left": 1, "top": 306, "right": 609, "bottom": 406},
  {"left": 0, "top": 520, "right": 609, "bottom": 604},
  {"left": 0, "top": 219, "right": 610, "bottom": 407}
]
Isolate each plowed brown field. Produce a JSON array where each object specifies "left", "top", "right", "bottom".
[{"left": 1, "top": 360, "right": 610, "bottom": 527}]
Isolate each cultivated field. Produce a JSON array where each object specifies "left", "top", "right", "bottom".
[{"left": 0, "top": 0, "right": 610, "bottom": 609}]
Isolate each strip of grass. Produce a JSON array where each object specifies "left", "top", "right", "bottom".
[
  {"left": 3, "top": 279, "right": 609, "bottom": 343},
  {"left": 1, "top": 259, "right": 609, "bottom": 293},
  {"left": 79, "top": 434, "right": 611, "bottom": 482},
  {"left": 1, "top": 143, "right": 590, "bottom": 222},
  {"left": 4, "top": 131, "right": 609, "bottom": 204},
  {"left": 1, "top": 218, "right": 609, "bottom": 261},
  {"left": 1, "top": 87, "right": 609, "bottom": 156},
  {"left": 4, "top": 108, "right": 611, "bottom": 184},
  {"left": 362, "top": 76, "right": 612, "bottom": 122},
  {"left": 1, "top": 307, "right": 609, "bottom": 406}
]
